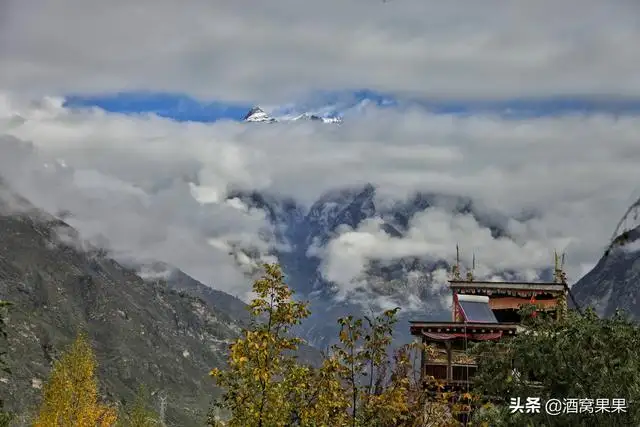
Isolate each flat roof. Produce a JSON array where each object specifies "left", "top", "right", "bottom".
[{"left": 449, "top": 281, "right": 566, "bottom": 292}]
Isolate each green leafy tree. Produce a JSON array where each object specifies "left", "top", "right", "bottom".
[
  {"left": 0, "top": 301, "right": 12, "bottom": 427},
  {"left": 472, "top": 306, "right": 640, "bottom": 426},
  {"left": 117, "top": 385, "right": 160, "bottom": 427}
]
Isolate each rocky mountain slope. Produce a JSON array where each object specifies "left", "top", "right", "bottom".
[
  {"left": 161, "top": 266, "right": 324, "bottom": 367},
  {"left": 228, "top": 185, "right": 515, "bottom": 348},
  {"left": 571, "top": 227, "right": 640, "bottom": 318},
  {"left": 227, "top": 181, "right": 640, "bottom": 344},
  {"left": 0, "top": 194, "right": 244, "bottom": 426}
]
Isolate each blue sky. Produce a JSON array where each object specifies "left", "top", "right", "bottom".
[
  {"left": 63, "top": 92, "right": 253, "bottom": 122},
  {"left": 63, "top": 90, "right": 640, "bottom": 123}
]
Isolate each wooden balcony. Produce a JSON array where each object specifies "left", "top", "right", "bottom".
[{"left": 424, "top": 360, "right": 478, "bottom": 385}]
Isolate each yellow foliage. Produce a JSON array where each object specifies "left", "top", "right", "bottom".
[
  {"left": 210, "top": 264, "right": 317, "bottom": 427},
  {"left": 33, "top": 333, "right": 117, "bottom": 427},
  {"left": 210, "top": 263, "right": 481, "bottom": 427}
]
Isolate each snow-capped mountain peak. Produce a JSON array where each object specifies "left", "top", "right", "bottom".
[
  {"left": 289, "top": 113, "right": 342, "bottom": 123},
  {"left": 243, "top": 106, "right": 276, "bottom": 123},
  {"left": 242, "top": 106, "right": 341, "bottom": 124}
]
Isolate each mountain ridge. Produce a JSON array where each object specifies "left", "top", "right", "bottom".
[
  {"left": 572, "top": 226, "right": 640, "bottom": 318},
  {"left": 0, "top": 181, "right": 327, "bottom": 424},
  {"left": 0, "top": 188, "right": 244, "bottom": 425},
  {"left": 226, "top": 184, "right": 542, "bottom": 348},
  {"left": 242, "top": 106, "right": 341, "bottom": 123}
]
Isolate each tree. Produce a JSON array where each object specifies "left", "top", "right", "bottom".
[
  {"left": 0, "top": 301, "right": 12, "bottom": 427},
  {"left": 330, "top": 309, "right": 413, "bottom": 427},
  {"left": 210, "top": 263, "right": 461, "bottom": 426},
  {"left": 330, "top": 310, "right": 459, "bottom": 427},
  {"left": 276, "top": 355, "right": 350, "bottom": 426},
  {"left": 34, "top": 332, "right": 117, "bottom": 427},
  {"left": 472, "top": 306, "right": 640, "bottom": 426},
  {"left": 332, "top": 315, "right": 367, "bottom": 426},
  {"left": 117, "top": 385, "right": 160, "bottom": 427},
  {"left": 209, "top": 264, "right": 314, "bottom": 427}
]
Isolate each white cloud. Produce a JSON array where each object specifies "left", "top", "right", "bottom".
[
  {"left": 2, "top": 0, "right": 640, "bottom": 102},
  {"left": 317, "top": 209, "right": 571, "bottom": 299},
  {"left": 622, "top": 240, "right": 640, "bottom": 254},
  {"left": 1, "top": 93, "right": 640, "bottom": 305},
  {"left": 0, "top": 115, "right": 275, "bottom": 297}
]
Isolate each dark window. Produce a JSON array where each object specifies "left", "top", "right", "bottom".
[{"left": 494, "top": 309, "right": 521, "bottom": 323}]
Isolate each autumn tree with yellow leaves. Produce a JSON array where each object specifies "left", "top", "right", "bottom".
[
  {"left": 330, "top": 311, "right": 462, "bottom": 427},
  {"left": 331, "top": 310, "right": 413, "bottom": 426},
  {"left": 34, "top": 332, "right": 117, "bottom": 427},
  {"left": 209, "top": 263, "right": 319, "bottom": 427},
  {"left": 209, "top": 264, "right": 460, "bottom": 427}
]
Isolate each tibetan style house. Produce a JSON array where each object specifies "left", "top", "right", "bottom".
[{"left": 409, "top": 251, "right": 569, "bottom": 389}]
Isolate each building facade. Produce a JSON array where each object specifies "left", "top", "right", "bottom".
[{"left": 409, "top": 252, "right": 568, "bottom": 388}]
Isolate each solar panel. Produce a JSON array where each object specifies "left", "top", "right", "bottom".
[{"left": 457, "top": 295, "right": 498, "bottom": 323}]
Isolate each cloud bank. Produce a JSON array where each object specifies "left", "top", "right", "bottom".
[
  {"left": 2, "top": 0, "right": 640, "bottom": 103},
  {"left": 1, "top": 93, "right": 639, "bottom": 304}
]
